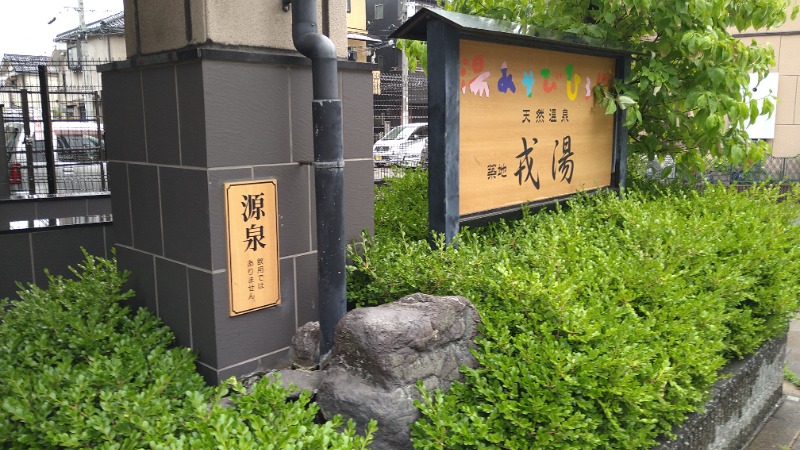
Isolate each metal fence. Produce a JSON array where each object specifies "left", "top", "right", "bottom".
[
  {"left": 373, "top": 72, "right": 429, "bottom": 181},
  {"left": 1, "top": 58, "right": 109, "bottom": 197},
  {"left": 705, "top": 156, "right": 800, "bottom": 184},
  {"left": 646, "top": 154, "right": 800, "bottom": 184}
]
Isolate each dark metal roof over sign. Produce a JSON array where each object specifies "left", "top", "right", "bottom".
[{"left": 390, "top": 8, "right": 634, "bottom": 57}]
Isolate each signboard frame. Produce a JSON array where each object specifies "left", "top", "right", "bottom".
[
  {"left": 391, "top": 9, "right": 633, "bottom": 244},
  {"left": 224, "top": 179, "right": 281, "bottom": 316}
]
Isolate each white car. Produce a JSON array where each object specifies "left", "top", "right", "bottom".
[{"left": 373, "top": 123, "right": 428, "bottom": 168}]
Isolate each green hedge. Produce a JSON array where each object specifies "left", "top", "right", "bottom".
[
  {"left": 0, "top": 252, "right": 375, "bottom": 449},
  {"left": 348, "top": 173, "right": 800, "bottom": 449}
]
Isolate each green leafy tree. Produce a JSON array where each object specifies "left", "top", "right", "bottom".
[{"left": 405, "top": 0, "right": 797, "bottom": 177}]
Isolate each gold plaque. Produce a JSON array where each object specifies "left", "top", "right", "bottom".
[
  {"left": 459, "top": 39, "right": 616, "bottom": 217},
  {"left": 224, "top": 180, "right": 280, "bottom": 316}
]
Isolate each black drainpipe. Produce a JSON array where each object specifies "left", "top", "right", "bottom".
[{"left": 291, "top": 0, "right": 346, "bottom": 357}]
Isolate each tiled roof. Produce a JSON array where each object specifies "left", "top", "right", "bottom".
[
  {"left": 55, "top": 11, "right": 125, "bottom": 42},
  {"left": 1, "top": 54, "right": 52, "bottom": 73}
]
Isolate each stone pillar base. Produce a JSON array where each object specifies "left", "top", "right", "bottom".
[{"left": 100, "top": 47, "right": 374, "bottom": 384}]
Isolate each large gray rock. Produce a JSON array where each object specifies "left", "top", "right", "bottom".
[{"left": 316, "top": 293, "right": 481, "bottom": 450}]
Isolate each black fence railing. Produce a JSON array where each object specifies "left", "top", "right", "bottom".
[
  {"left": 1, "top": 59, "right": 109, "bottom": 197},
  {"left": 373, "top": 72, "right": 429, "bottom": 141},
  {"left": 373, "top": 73, "right": 429, "bottom": 181}
]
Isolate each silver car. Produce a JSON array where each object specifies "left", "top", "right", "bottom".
[
  {"left": 4, "top": 121, "right": 107, "bottom": 195},
  {"left": 373, "top": 123, "right": 428, "bottom": 167}
]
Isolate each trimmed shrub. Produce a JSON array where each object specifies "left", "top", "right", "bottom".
[
  {"left": 0, "top": 251, "right": 375, "bottom": 449},
  {"left": 0, "top": 252, "right": 207, "bottom": 448},
  {"left": 374, "top": 168, "right": 429, "bottom": 240},
  {"left": 347, "top": 178, "right": 800, "bottom": 449},
  {"left": 161, "top": 375, "right": 377, "bottom": 450}
]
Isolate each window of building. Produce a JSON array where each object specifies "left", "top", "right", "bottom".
[
  {"left": 347, "top": 0, "right": 351, "bottom": 13},
  {"left": 67, "top": 45, "right": 82, "bottom": 71},
  {"left": 65, "top": 105, "right": 87, "bottom": 119},
  {"left": 375, "top": 4, "right": 384, "bottom": 20}
]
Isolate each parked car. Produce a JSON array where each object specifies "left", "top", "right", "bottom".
[
  {"left": 4, "top": 121, "right": 106, "bottom": 195},
  {"left": 373, "top": 123, "right": 428, "bottom": 167},
  {"left": 416, "top": 138, "right": 429, "bottom": 169}
]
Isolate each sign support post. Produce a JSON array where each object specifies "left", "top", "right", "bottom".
[
  {"left": 427, "top": 20, "right": 461, "bottom": 245},
  {"left": 613, "top": 54, "right": 632, "bottom": 190}
]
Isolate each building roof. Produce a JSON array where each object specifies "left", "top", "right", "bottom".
[
  {"left": 390, "top": 8, "right": 635, "bottom": 57},
  {"left": 347, "top": 32, "right": 382, "bottom": 43},
  {"left": 0, "top": 54, "right": 52, "bottom": 74},
  {"left": 55, "top": 11, "right": 125, "bottom": 43}
]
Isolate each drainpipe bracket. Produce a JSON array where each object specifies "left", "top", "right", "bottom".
[{"left": 313, "top": 160, "right": 345, "bottom": 169}]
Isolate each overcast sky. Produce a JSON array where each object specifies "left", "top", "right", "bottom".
[{"left": 0, "top": 0, "right": 124, "bottom": 58}]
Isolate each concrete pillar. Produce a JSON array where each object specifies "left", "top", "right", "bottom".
[
  {"left": 122, "top": 0, "right": 347, "bottom": 60},
  {"left": 102, "top": 0, "right": 374, "bottom": 383}
]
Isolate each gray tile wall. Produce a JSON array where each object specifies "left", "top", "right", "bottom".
[
  {"left": 0, "top": 195, "right": 112, "bottom": 294},
  {"left": 142, "top": 67, "right": 181, "bottom": 166},
  {"left": 103, "top": 70, "right": 147, "bottom": 163},
  {"left": 0, "top": 162, "right": 9, "bottom": 199},
  {"left": 0, "top": 234, "right": 35, "bottom": 297},
  {"left": 204, "top": 62, "right": 293, "bottom": 168},
  {"left": 107, "top": 163, "right": 132, "bottom": 246},
  {"left": 116, "top": 245, "right": 157, "bottom": 312},
  {"left": 0, "top": 196, "right": 112, "bottom": 225},
  {"left": 102, "top": 56, "right": 375, "bottom": 384},
  {"left": 0, "top": 224, "right": 113, "bottom": 300}
]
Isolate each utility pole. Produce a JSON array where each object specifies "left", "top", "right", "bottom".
[
  {"left": 400, "top": 0, "right": 409, "bottom": 125},
  {"left": 76, "top": 0, "right": 90, "bottom": 117},
  {"left": 78, "top": 0, "right": 87, "bottom": 60}
]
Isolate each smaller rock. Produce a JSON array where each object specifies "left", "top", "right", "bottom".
[
  {"left": 290, "top": 321, "right": 320, "bottom": 369},
  {"left": 240, "top": 370, "right": 269, "bottom": 391},
  {"left": 273, "top": 368, "right": 326, "bottom": 399}
]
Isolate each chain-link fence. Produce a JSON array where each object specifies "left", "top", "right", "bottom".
[
  {"left": 1, "top": 57, "right": 109, "bottom": 197},
  {"left": 706, "top": 156, "right": 800, "bottom": 183},
  {"left": 645, "top": 154, "right": 800, "bottom": 184}
]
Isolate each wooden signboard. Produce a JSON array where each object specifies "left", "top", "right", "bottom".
[
  {"left": 224, "top": 179, "right": 280, "bottom": 316},
  {"left": 459, "top": 40, "right": 616, "bottom": 217},
  {"left": 390, "top": 8, "right": 632, "bottom": 243}
]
